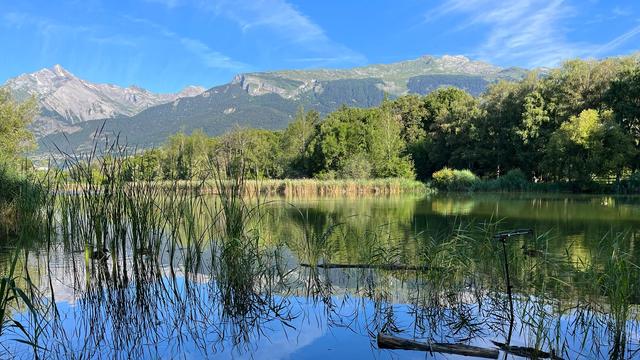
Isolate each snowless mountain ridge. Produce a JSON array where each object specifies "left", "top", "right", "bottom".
[{"left": 3, "top": 64, "right": 205, "bottom": 136}]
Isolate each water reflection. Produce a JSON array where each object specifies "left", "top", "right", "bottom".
[{"left": 1, "top": 193, "right": 640, "bottom": 359}]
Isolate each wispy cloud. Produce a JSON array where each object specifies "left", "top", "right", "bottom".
[
  {"left": 612, "top": 6, "right": 632, "bottom": 17},
  {"left": 2, "top": 12, "right": 137, "bottom": 47},
  {"left": 425, "top": 0, "right": 590, "bottom": 67},
  {"left": 594, "top": 23, "right": 640, "bottom": 56},
  {"left": 143, "top": 0, "right": 182, "bottom": 8},
  {"left": 424, "top": 0, "right": 640, "bottom": 67},
  {"left": 179, "top": 38, "right": 246, "bottom": 69},
  {"left": 125, "top": 16, "right": 248, "bottom": 70},
  {"left": 153, "top": 0, "right": 366, "bottom": 67}
]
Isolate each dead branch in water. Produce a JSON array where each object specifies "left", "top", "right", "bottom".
[
  {"left": 300, "top": 263, "right": 429, "bottom": 271},
  {"left": 377, "top": 333, "right": 499, "bottom": 358}
]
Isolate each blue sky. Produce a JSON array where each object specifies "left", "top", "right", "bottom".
[{"left": 1, "top": 0, "right": 639, "bottom": 93}]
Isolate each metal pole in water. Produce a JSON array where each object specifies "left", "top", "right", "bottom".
[
  {"left": 493, "top": 229, "right": 532, "bottom": 346},
  {"left": 500, "top": 236, "right": 514, "bottom": 345}
]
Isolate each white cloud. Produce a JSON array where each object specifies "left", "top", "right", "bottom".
[
  {"left": 2, "top": 12, "right": 137, "bottom": 48},
  {"left": 125, "top": 16, "right": 248, "bottom": 70},
  {"left": 425, "top": 0, "right": 640, "bottom": 67},
  {"left": 612, "top": 6, "right": 632, "bottom": 17},
  {"left": 153, "top": 0, "right": 366, "bottom": 67},
  {"left": 424, "top": 0, "right": 593, "bottom": 67},
  {"left": 594, "top": 23, "right": 640, "bottom": 56},
  {"left": 179, "top": 38, "right": 246, "bottom": 69},
  {"left": 143, "top": 0, "right": 182, "bottom": 8}
]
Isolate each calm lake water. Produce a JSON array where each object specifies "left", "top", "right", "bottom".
[{"left": 2, "top": 193, "right": 640, "bottom": 359}]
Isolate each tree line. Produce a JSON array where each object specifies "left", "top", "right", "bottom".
[{"left": 123, "top": 56, "right": 640, "bottom": 191}]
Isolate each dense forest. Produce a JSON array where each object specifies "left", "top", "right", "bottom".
[{"left": 119, "top": 56, "right": 640, "bottom": 192}]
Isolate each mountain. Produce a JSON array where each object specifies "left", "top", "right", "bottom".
[
  {"left": 29, "top": 55, "right": 528, "bottom": 155},
  {"left": 3, "top": 65, "right": 205, "bottom": 137},
  {"left": 234, "top": 55, "right": 525, "bottom": 98}
]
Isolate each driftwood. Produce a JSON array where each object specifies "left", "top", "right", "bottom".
[
  {"left": 491, "top": 341, "right": 564, "bottom": 360},
  {"left": 300, "top": 263, "right": 429, "bottom": 271},
  {"left": 377, "top": 333, "right": 499, "bottom": 358}
]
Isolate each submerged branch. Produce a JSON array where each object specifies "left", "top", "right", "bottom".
[
  {"left": 491, "top": 341, "right": 564, "bottom": 360},
  {"left": 300, "top": 263, "right": 429, "bottom": 271},
  {"left": 377, "top": 333, "right": 499, "bottom": 358}
]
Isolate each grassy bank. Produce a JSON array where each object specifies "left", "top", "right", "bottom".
[{"left": 143, "top": 178, "right": 431, "bottom": 197}]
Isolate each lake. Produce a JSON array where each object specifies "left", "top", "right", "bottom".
[{"left": 1, "top": 192, "right": 639, "bottom": 359}]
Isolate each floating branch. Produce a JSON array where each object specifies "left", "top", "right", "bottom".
[
  {"left": 377, "top": 333, "right": 499, "bottom": 358},
  {"left": 491, "top": 341, "right": 564, "bottom": 360},
  {"left": 300, "top": 263, "right": 429, "bottom": 271}
]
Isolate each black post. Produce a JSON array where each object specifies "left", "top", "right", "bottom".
[
  {"left": 500, "top": 236, "right": 514, "bottom": 345},
  {"left": 493, "top": 229, "right": 532, "bottom": 346}
]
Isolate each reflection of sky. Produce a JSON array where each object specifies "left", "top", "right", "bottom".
[
  {"left": 2, "top": 194, "right": 640, "bottom": 358},
  {"left": 4, "top": 267, "right": 639, "bottom": 359}
]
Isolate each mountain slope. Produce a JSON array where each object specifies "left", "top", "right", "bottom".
[
  {"left": 3, "top": 65, "right": 205, "bottom": 137},
  {"left": 234, "top": 55, "right": 525, "bottom": 98},
  {"left": 35, "top": 55, "right": 528, "bottom": 154}
]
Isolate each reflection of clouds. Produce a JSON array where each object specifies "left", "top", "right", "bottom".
[{"left": 246, "top": 319, "right": 324, "bottom": 360}]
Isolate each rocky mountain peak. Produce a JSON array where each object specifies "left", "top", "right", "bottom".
[
  {"left": 2, "top": 65, "right": 207, "bottom": 137},
  {"left": 51, "top": 64, "right": 72, "bottom": 78}
]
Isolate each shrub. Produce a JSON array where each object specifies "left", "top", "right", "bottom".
[
  {"left": 496, "top": 169, "right": 529, "bottom": 191},
  {"left": 338, "top": 153, "right": 372, "bottom": 179},
  {"left": 314, "top": 170, "right": 337, "bottom": 181},
  {"left": 0, "top": 164, "right": 23, "bottom": 204},
  {"left": 431, "top": 167, "right": 478, "bottom": 191}
]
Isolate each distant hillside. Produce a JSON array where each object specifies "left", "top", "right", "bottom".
[{"left": 33, "top": 55, "right": 528, "bottom": 155}]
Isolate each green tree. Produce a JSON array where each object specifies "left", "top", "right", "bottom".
[
  {"left": 542, "top": 109, "right": 635, "bottom": 186},
  {"left": 308, "top": 106, "right": 372, "bottom": 176},
  {"left": 605, "top": 65, "right": 640, "bottom": 169},
  {"left": 0, "top": 90, "right": 37, "bottom": 164},
  {"left": 279, "top": 107, "right": 319, "bottom": 177},
  {"left": 368, "top": 109, "right": 414, "bottom": 178},
  {"left": 162, "top": 129, "right": 213, "bottom": 180},
  {"left": 411, "top": 87, "right": 479, "bottom": 179},
  {"left": 218, "top": 128, "right": 283, "bottom": 178},
  {"left": 385, "top": 94, "right": 428, "bottom": 144}
]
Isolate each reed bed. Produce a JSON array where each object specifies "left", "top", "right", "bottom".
[{"left": 124, "top": 178, "right": 432, "bottom": 197}]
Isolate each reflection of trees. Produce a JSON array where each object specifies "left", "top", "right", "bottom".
[{"left": 1, "top": 192, "right": 640, "bottom": 359}]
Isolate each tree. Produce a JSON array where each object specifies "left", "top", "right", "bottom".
[
  {"left": 368, "top": 108, "right": 414, "bottom": 178},
  {"left": 516, "top": 90, "right": 551, "bottom": 179},
  {"left": 308, "top": 106, "right": 372, "bottom": 176},
  {"left": 541, "top": 58, "right": 629, "bottom": 122},
  {"left": 217, "top": 128, "right": 283, "bottom": 179},
  {"left": 162, "top": 129, "right": 213, "bottom": 180},
  {"left": 385, "top": 95, "right": 428, "bottom": 144},
  {"left": 542, "top": 109, "right": 635, "bottom": 186},
  {"left": 605, "top": 65, "right": 640, "bottom": 169},
  {"left": 0, "top": 89, "right": 37, "bottom": 164},
  {"left": 411, "top": 87, "right": 479, "bottom": 179},
  {"left": 279, "top": 107, "right": 319, "bottom": 177}
]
